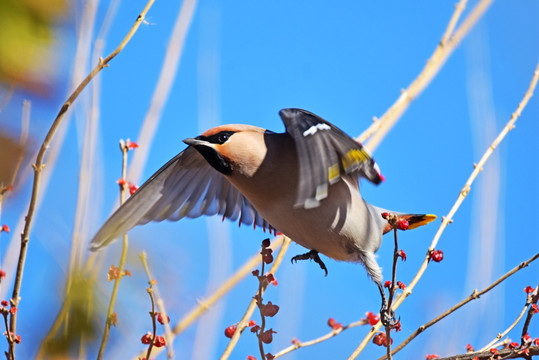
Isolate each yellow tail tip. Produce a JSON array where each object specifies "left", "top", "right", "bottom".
[{"left": 407, "top": 214, "right": 437, "bottom": 230}]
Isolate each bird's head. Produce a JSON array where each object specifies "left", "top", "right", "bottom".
[{"left": 183, "top": 124, "right": 270, "bottom": 177}]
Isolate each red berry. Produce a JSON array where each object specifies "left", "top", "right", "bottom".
[
  {"left": 126, "top": 140, "right": 139, "bottom": 149},
  {"left": 466, "top": 343, "right": 475, "bottom": 352},
  {"left": 489, "top": 348, "right": 498, "bottom": 354},
  {"left": 153, "top": 335, "right": 166, "bottom": 348},
  {"left": 425, "top": 355, "right": 439, "bottom": 360},
  {"left": 524, "top": 286, "right": 535, "bottom": 294},
  {"left": 327, "top": 318, "right": 336, "bottom": 327},
  {"left": 0, "top": 270, "right": 5, "bottom": 279},
  {"left": 248, "top": 320, "right": 256, "bottom": 327},
  {"left": 508, "top": 342, "right": 519, "bottom": 349},
  {"left": 265, "top": 273, "right": 278, "bottom": 286},
  {"left": 128, "top": 182, "right": 138, "bottom": 195},
  {"left": 1, "top": 300, "right": 8, "bottom": 307},
  {"left": 141, "top": 332, "right": 152, "bottom": 344},
  {"left": 157, "top": 312, "right": 170, "bottom": 325},
  {"left": 372, "top": 333, "right": 384, "bottom": 346},
  {"left": 247, "top": 356, "right": 256, "bottom": 360},
  {"left": 397, "top": 281, "right": 406, "bottom": 290},
  {"left": 384, "top": 281, "right": 392, "bottom": 288},
  {"left": 398, "top": 250, "right": 407, "bottom": 261},
  {"left": 224, "top": 325, "right": 237, "bottom": 338},
  {"left": 397, "top": 218, "right": 409, "bottom": 230},
  {"left": 430, "top": 250, "right": 444, "bottom": 262},
  {"left": 381, "top": 212, "right": 390, "bottom": 220},
  {"left": 365, "top": 312, "right": 379, "bottom": 326},
  {"left": 1, "top": 225, "right": 9, "bottom": 233},
  {"left": 531, "top": 304, "right": 538, "bottom": 313}
]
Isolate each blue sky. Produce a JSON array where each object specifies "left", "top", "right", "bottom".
[{"left": 0, "top": 1, "right": 538, "bottom": 359}]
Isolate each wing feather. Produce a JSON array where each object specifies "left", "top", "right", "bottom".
[
  {"left": 279, "top": 108, "right": 384, "bottom": 208},
  {"left": 90, "top": 146, "right": 272, "bottom": 250}
]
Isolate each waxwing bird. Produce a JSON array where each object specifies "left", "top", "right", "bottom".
[{"left": 90, "top": 108, "right": 436, "bottom": 326}]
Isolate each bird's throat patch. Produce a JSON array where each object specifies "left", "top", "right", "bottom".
[{"left": 194, "top": 145, "right": 233, "bottom": 175}]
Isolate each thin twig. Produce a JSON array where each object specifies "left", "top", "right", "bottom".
[
  {"left": 255, "top": 244, "right": 269, "bottom": 360},
  {"left": 139, "top": 251, "right": 175, "bottom": 359},
  {"left": 378, "top": 252, "right": 539, "bottom": 359},
  {"left": 384, "top": 226, "right": 400, "bottom": 360},
  {"left": 357, "top": 0, "right": 491, "bottom": 152},
  {"left": 479, "top": 303, "right": 530, "bottom": 352},
  {"left": 521, "top": 284, "right": 539, "bottom": 343},
  {"left": 96, "top": 140, "right": 130, "bottom": 360},
  {"left": 273, "top": 319, "right": 368, "bottom": 359},
  {"left": 435, "top": 346, "right": 539, "bottom": 360},
  {"left": 349, "top": 61, "right": 539, "bottom": 360},
  {"left": 144, "top": 280, "right": 158, "bottom": 360},
  {"left": 130, "top": 236, "right": 286, "bottom": 360},
  {"left": 220, "top": 236, "right": 292, "bottom": 360},
  {"left": 8, "top": 0, "right": 156, "bottom": 356}
]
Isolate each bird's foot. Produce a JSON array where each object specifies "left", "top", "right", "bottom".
[
  {"left": 291, "top": 250, "right": 328, "bottom": 276},
  {"left": 380, "top": 304, "right": 399, "bottom": 328}
]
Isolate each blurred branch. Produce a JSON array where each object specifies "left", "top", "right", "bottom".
[
  {"left": 220, "top": 236, "right": 291, "bottom": 360},
  {"left": 131, "top": 235, "right": 286, "bottom": 360},
  {"left": 8, "top": 0, "right": 156, "bottom": 356},
  {"left": 357, "top": 0, "right": 492, "bottom": 152},
  {"left": 126, "top": 0, "right": 198, "bottom": 187},
  {"left": 0, "top": 99, "right": 30, "bottom": 210},
  {"left": 378, "top": 252, "right": 539, "bottom": 359},
  {"left": 348, "top": 61, "right": 539, "bottom": 359},
  {"left": 66, "top": 0, "right": 120, "bottom": 306},
  {"left": 0, "top": 85, "right": 14, "bottom": 113}
]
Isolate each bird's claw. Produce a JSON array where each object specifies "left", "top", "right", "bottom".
[
  {"left": 380, "top": 306, "right": 399, "bottom": 328},
  {"left": 291, "top": 250, "right": 328, "bottom": 276}
]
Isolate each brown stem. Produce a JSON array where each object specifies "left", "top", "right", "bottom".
[
  {"left": 220, "top": 236, "right": 291, "bottom": 360},
  {"left": 434, "top": 346, "right": 539, "bottom": 360},
  {"left": 520, "top": 284, "right": 539, "bottom": 342},
  {"left": 144, "top": 286, "right": 157, "bottom": 360}
]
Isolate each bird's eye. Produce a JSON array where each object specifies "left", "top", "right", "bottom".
[
  {"left": 218, "top": 133, "right": 230, "bottom": 143},
  {"left": 208, "top": 131, "right": 235, "bottom": 144}
]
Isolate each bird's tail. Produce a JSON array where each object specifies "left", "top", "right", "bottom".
[{"left": 382, "top": 213, "right": 437, "bottom": 234}]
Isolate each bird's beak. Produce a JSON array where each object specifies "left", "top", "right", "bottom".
[{"left": 183, "top": 137, "right": 205, "bottom": 146}]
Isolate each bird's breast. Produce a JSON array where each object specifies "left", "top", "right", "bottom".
[{"left": 229, "top": 170, "right": 377, "bottom": 262}]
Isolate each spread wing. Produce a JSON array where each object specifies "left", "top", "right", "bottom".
[
  {"left": 279, "top": 108, "right": 384, "bottom": 209},
  {"left": 89, "top": 146, "right": 274, "bottom": 250}
]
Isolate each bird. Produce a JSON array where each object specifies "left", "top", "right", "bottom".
[{"left": 90, "top": 108, "right": 436, "bottom": 326}]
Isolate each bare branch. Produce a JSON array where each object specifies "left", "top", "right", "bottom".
[{"left": 349, "top": 60, "right": 539, "bottom": 359}]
